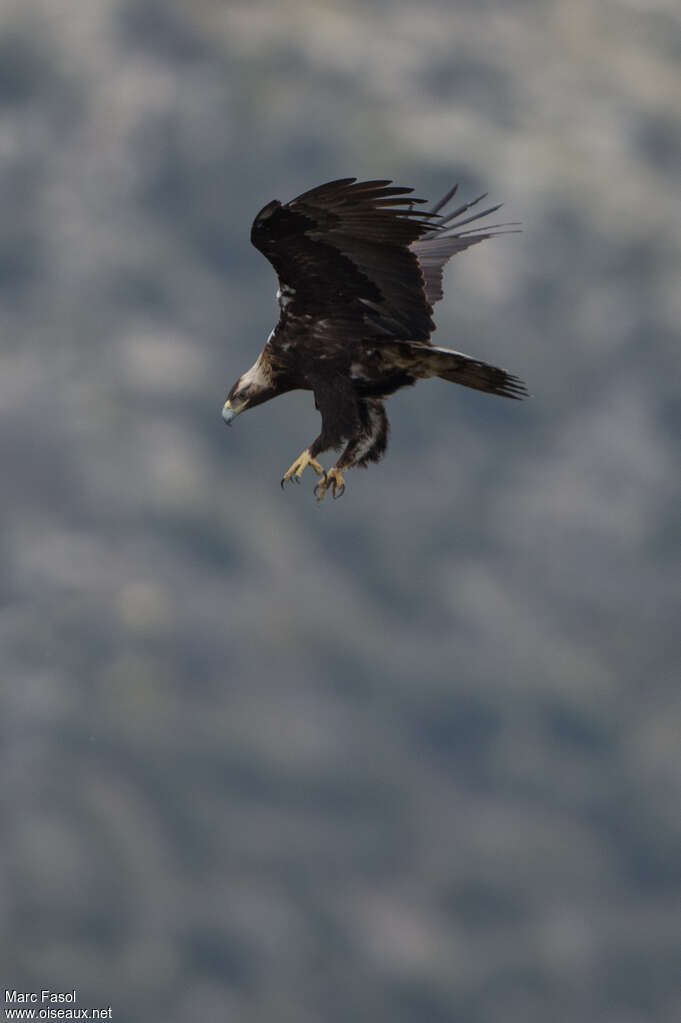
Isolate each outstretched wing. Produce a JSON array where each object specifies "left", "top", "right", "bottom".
[
  {"left": 250, "top": 178, "right": 438, "bottom": 343},
  {"left": 411, "top": 185, "right": 520, "bottom": 306}
]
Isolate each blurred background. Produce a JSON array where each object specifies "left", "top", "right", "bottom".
[{"left": 1, "top": 1, "right": 680, "bottom": 1020}]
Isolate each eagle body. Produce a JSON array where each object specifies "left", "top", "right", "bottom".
[{"left": 223, "top": 177, "right": 526, "bottom": 499}]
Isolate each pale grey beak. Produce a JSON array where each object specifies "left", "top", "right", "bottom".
[{"left": 222, "top": 398, "right": 247, "bottom": 425}]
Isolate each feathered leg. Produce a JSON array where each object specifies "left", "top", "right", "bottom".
[
  {"left": 282, "top": 374, "right": 361, "bottom": 495},
  {"left": 314, "top": 399, "right": 389, "bottom": 501}
]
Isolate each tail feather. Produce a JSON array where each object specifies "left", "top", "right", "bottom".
[
  {"left": 384, "top": 341, "right": 528, "bottom": 400},
  {"left": 428, "top": 344, "right": 527, "bottom": 399}
]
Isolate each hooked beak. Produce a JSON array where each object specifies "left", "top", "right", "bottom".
[{"left": 222, "top": 398, "right": 248, "bottom": 426}]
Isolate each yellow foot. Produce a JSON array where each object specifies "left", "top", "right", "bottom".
[
  {"left": 280, "top": 449, "right": 325, "bottom": 488},
  {"left": 314, "top": 468, "right": 346, "bottom": 502}
]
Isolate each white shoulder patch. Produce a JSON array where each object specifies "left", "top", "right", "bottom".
[{"left": 276, "top": 284, "right": 296, "bottom": 310}]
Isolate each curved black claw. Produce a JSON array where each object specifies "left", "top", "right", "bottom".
[
  {"left": 280, "top": 477, "right": 286, "bottom": 489},
  {"left": 333, "top": 483, "right": 346, "bottom": 500},
  {"left": 313, "top": 473, "right": 328, "bottom": 499}
]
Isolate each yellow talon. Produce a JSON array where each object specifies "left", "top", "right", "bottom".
[
  {"left": 314, "top": 468, "right": 346, "bottom": 502},
  {"left": 281, "top": 449, "right": 325, "bottom": 488}
]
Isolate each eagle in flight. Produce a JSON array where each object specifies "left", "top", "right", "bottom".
[{"left": 222, "top": 177, "right": 526, "bottom": 500}]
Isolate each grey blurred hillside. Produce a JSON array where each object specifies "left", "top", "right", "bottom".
[{"left": 1, "top": 1, "right": 680, "bottom": 1021}]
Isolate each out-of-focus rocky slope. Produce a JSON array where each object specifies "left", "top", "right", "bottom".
[{"left": 1, "top": 2, "right": 680, "bottom": 1021}]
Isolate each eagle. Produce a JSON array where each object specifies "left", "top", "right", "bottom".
[{"left": 222, "top": 177, "right": 526, "bottom": 500}]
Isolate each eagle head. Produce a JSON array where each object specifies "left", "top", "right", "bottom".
[{"left": 222, "top": 353, "right": 277, "bottom": 424}]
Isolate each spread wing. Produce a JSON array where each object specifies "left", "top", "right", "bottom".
[
  {"left": 411, "top": 184, "right": 519, "bottom": 306},
  {"left": 250, "top": 178, "right": 438, "bottom": 343}
]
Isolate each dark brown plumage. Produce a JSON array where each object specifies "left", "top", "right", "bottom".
[{"left": 222, "top": 177, "right": 527, "bottom": 500}]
